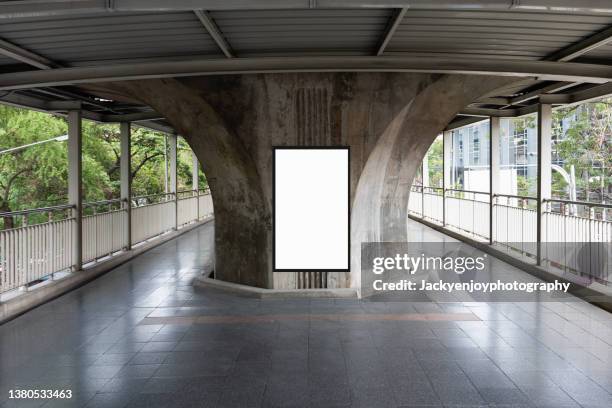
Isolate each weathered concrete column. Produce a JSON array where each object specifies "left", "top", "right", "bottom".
[
  {"left": 537, "top": 103, "right": 552, "bottom": 264},
  {"left": 168, "top": 133, "right": 178, "bottom": 230},
  {"left": 120, "top": 122, "right": 132, "bottom": 249},
  {"left": 67, "top": 110, "right": 82, "bottom": 271},
  {"left": 489, "top": 116, "right": 500, "bottom": 244},
  {"left": 99, "top": 73, "right": 515, "bottom": 289}
]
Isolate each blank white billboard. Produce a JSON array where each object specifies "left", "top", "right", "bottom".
[{"left": 273, "top": 148, "right": 350, "bottom": 271}]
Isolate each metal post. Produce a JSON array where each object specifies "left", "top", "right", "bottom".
[
  {"left": 67, "top": 110, "right": 82, "bottom": 271},
  {"left": 192, "top": 151, "right": 200, "bottom": 220},
  {"left": 443, "top": 130, "right": 452, "bottom": 227},
  {"left": 164, "top": 135, "right": 168, "bottom": 194},
  {"left": 120, "top": 122, "right": 132, "bottom": 250},
  {"left": 192, "top": 151, "right": 199, "bottom": 192},
  {"left": 421, "top": 160, "right": 425, "bottom": 218},
  {"left": 537, "top": 104, "right": 552, "bottom": 265},
  {"left": 489, "top": 117, "right": 500, "bottom": 245},
  {"left": 168, "top": 133, "right": 178, "bottom": 230}
]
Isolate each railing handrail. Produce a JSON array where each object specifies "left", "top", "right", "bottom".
[
  {"left": 132, "top": 192, "right": 175, "bottom": 200},
  {"left": 493, "top": 193, "right": 537, "bottom": 200},
  {"left": 83, "top": 198, "right": 126, "bottom": 207},
  {"left": 0, "top": 203, "right": 75, "bottom": 218},
  {"left": 544, "top": 198, "right": 612, "bottom": 209},
  {"left": 445, "top": 188, "right": 489, "bottom": 195},
  {"left": 423, "top": 186, "right": 444, "bottom": 191}
]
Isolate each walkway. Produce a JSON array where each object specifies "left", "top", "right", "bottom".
[{"left": 1, "top": 220, "right": 612, "bottom": 408}]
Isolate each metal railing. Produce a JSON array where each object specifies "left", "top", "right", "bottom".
[
  {"left": 409, "top": 186, "right": 490, "bottom": 239},
  {"left": 409, "top": 186, "right": 611, "bottom": 286},
  {"left": 542, "top": 198, "right": 611, "bottom": 285},
  {"left": 0, "top": 205, "right": 75, "bottom": 293},
  {"left": 83, "top": 199, "right": 128, "bottom": 263},
  {"left": 492, "top": 194, "right": 538, "bottom": 259},
  {"left": 131, "top": 192, "right": 177, "bottom": 244},
  {"left": 408, "top": 185, "right": 423, "bottom": 217},
  {"left": 423, "top": 186, "right": 444, "bottom": 224},
  {"left": 1, "top": 190, "right": 214, "bottom": 295},
  {"left": 177, "top": 189, "right": 214, "bottom": 227}
]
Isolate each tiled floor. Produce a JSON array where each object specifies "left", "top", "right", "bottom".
[{"left": 1, "top": 220, "right": 612, "bottom": 407}]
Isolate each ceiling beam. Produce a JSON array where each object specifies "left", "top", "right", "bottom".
[
  {"left": 539, "top": 82, "right": 612, "bottom": 105},
  {"left": 102, "top": 111, "right": 166, "bottom": 122},
  {"left": 460, "top": 107, "right": 519, "bottom": 117},
  {"left": 193, "top": 10, "right": 234, "bottom": 58},
  {"left": 445, "top": 116, "right": 488, "bottom": 131},
  {"left": 0, "top": 92, "right": 172, "bottom": 133},
  {"left": 0, "top": 56, "right": 611, "bottom": 91},
  {"left": 376, "top": 8, "right": 407, "bottom": 56},
  {"left": 0, "top": 38, "right": 56, "bottom": 69},
  {"left": 546, "top": 25, "right": 612, "bottom": 62},
  {"left": 2, "top": 1, "right": 612, "bottom": 18},
  {"left": 509, "top": 82, "right": 576, "bottom": 105}
]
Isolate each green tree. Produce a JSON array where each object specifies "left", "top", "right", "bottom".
[
  {"left": 553, "top": 99, "right": 611, "bottom": 202},
  {"left": 0, "top": 105, "right": 207, "bottom": 229},
  {"left": 426, "top": 138, "right": 443, "bottom": 187}
]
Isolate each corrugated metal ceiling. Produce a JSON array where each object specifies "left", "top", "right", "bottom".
[
  {"left": 0, "top": 12, "right": 223, "bottom": 65},
  {"left": 209, "top": 9, "right": 393, "bottom": 56},
  {"left": 387, "top": 10, "right": 612, "bottom": 60},
  {"left": 0, "top": 8, "right": 610, "bottom": 66}
]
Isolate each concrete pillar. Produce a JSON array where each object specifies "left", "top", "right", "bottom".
[
  {"left": 489, "top": 116, "right": 500, "bottom": 244},
  {"left": 102, "top": 73, "right": 516, "bottom": 289},
  {"left": 67, "top": 110, "right": 82, "bottom": 271},
  {"left": 120, "top": 122, "right": 132, "bottom": 249},
  {"left": 168, "top": 133, "right": 178, "bottom": 230},
  {"left": 443, "top": 130, "right": 452, "bottom": 226},
  {"left": 537, "top": 104, "right": 552, "bottom": 264}
]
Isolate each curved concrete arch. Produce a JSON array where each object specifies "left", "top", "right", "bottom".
[
  {"left": 100, "top": 73, "right": 516, "bottom": 289},
  {"left": 350, "top": 75, "right": 515, "bottom": 289},
  {"left": 104, "top": 78, "right": 272, "bottom": 288}
]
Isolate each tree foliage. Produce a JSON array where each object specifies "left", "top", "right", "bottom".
[
  {"left": 553, "top": 99, "right": 611, "bottom": 202},
  {"left": 0, "top": 105, "right": 206, "bottom": 229}
]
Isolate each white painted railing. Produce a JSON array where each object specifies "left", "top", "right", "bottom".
[
  {"left": 198, "top": 191, "right": 214, "bottom": 219},
  {"left": 176, "top": 189, "right": 214, "bottom": 228},
  {"left": 178, "top": 194, "right": 198, "bottom": 227},
  {"left": 408, "top": 186, "right": 423, "bottom": 216},
  {"left": 409, "top": 186, "right": 611, "bottom": 283},
  {"left": 131, "top": 193, "right": 176, "bottom": 245},
  {"left": 1, "top": 190, "right": 214, "bottom": 295},
  {"left": 83, "top": 199, "right": 128, "bottom": 263},
  {"left": 0, "top": 205, "right": 74, "bottom": 293}
]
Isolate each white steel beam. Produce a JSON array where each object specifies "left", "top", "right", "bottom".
[
  {"left": 489, "top": 116, "right": 500, "bottom": 245},
  {"left": 376, "top": 8, "right": 407, "bottom": 56},
  {"left": 67, "top": 110, "right": 83, "bottom": 271},
  {"left": 120, "top": 122, "right": 132, "bottom": 250},
  {"left": 536, "top": 103, "right": 552, "bottom": 265},
  {"left": 194, "top": 10, "right": 234, "bottom": 58},
  {"left": 0, "top": 38, "right": 56, "bottom": 69},
  {"left": 546, "top": 25, "right": 612, "bottom": 62},
  {"left": 168, "top": 133, "right": 178, "bottom": 230}
]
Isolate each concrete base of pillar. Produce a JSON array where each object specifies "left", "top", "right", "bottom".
[{"left": 195, "top": 271, "right": 358, "bottom": 299}]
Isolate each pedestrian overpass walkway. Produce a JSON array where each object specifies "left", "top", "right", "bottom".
[{"left": 1, "top": 220, "right": 612, "bottom": 408}]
